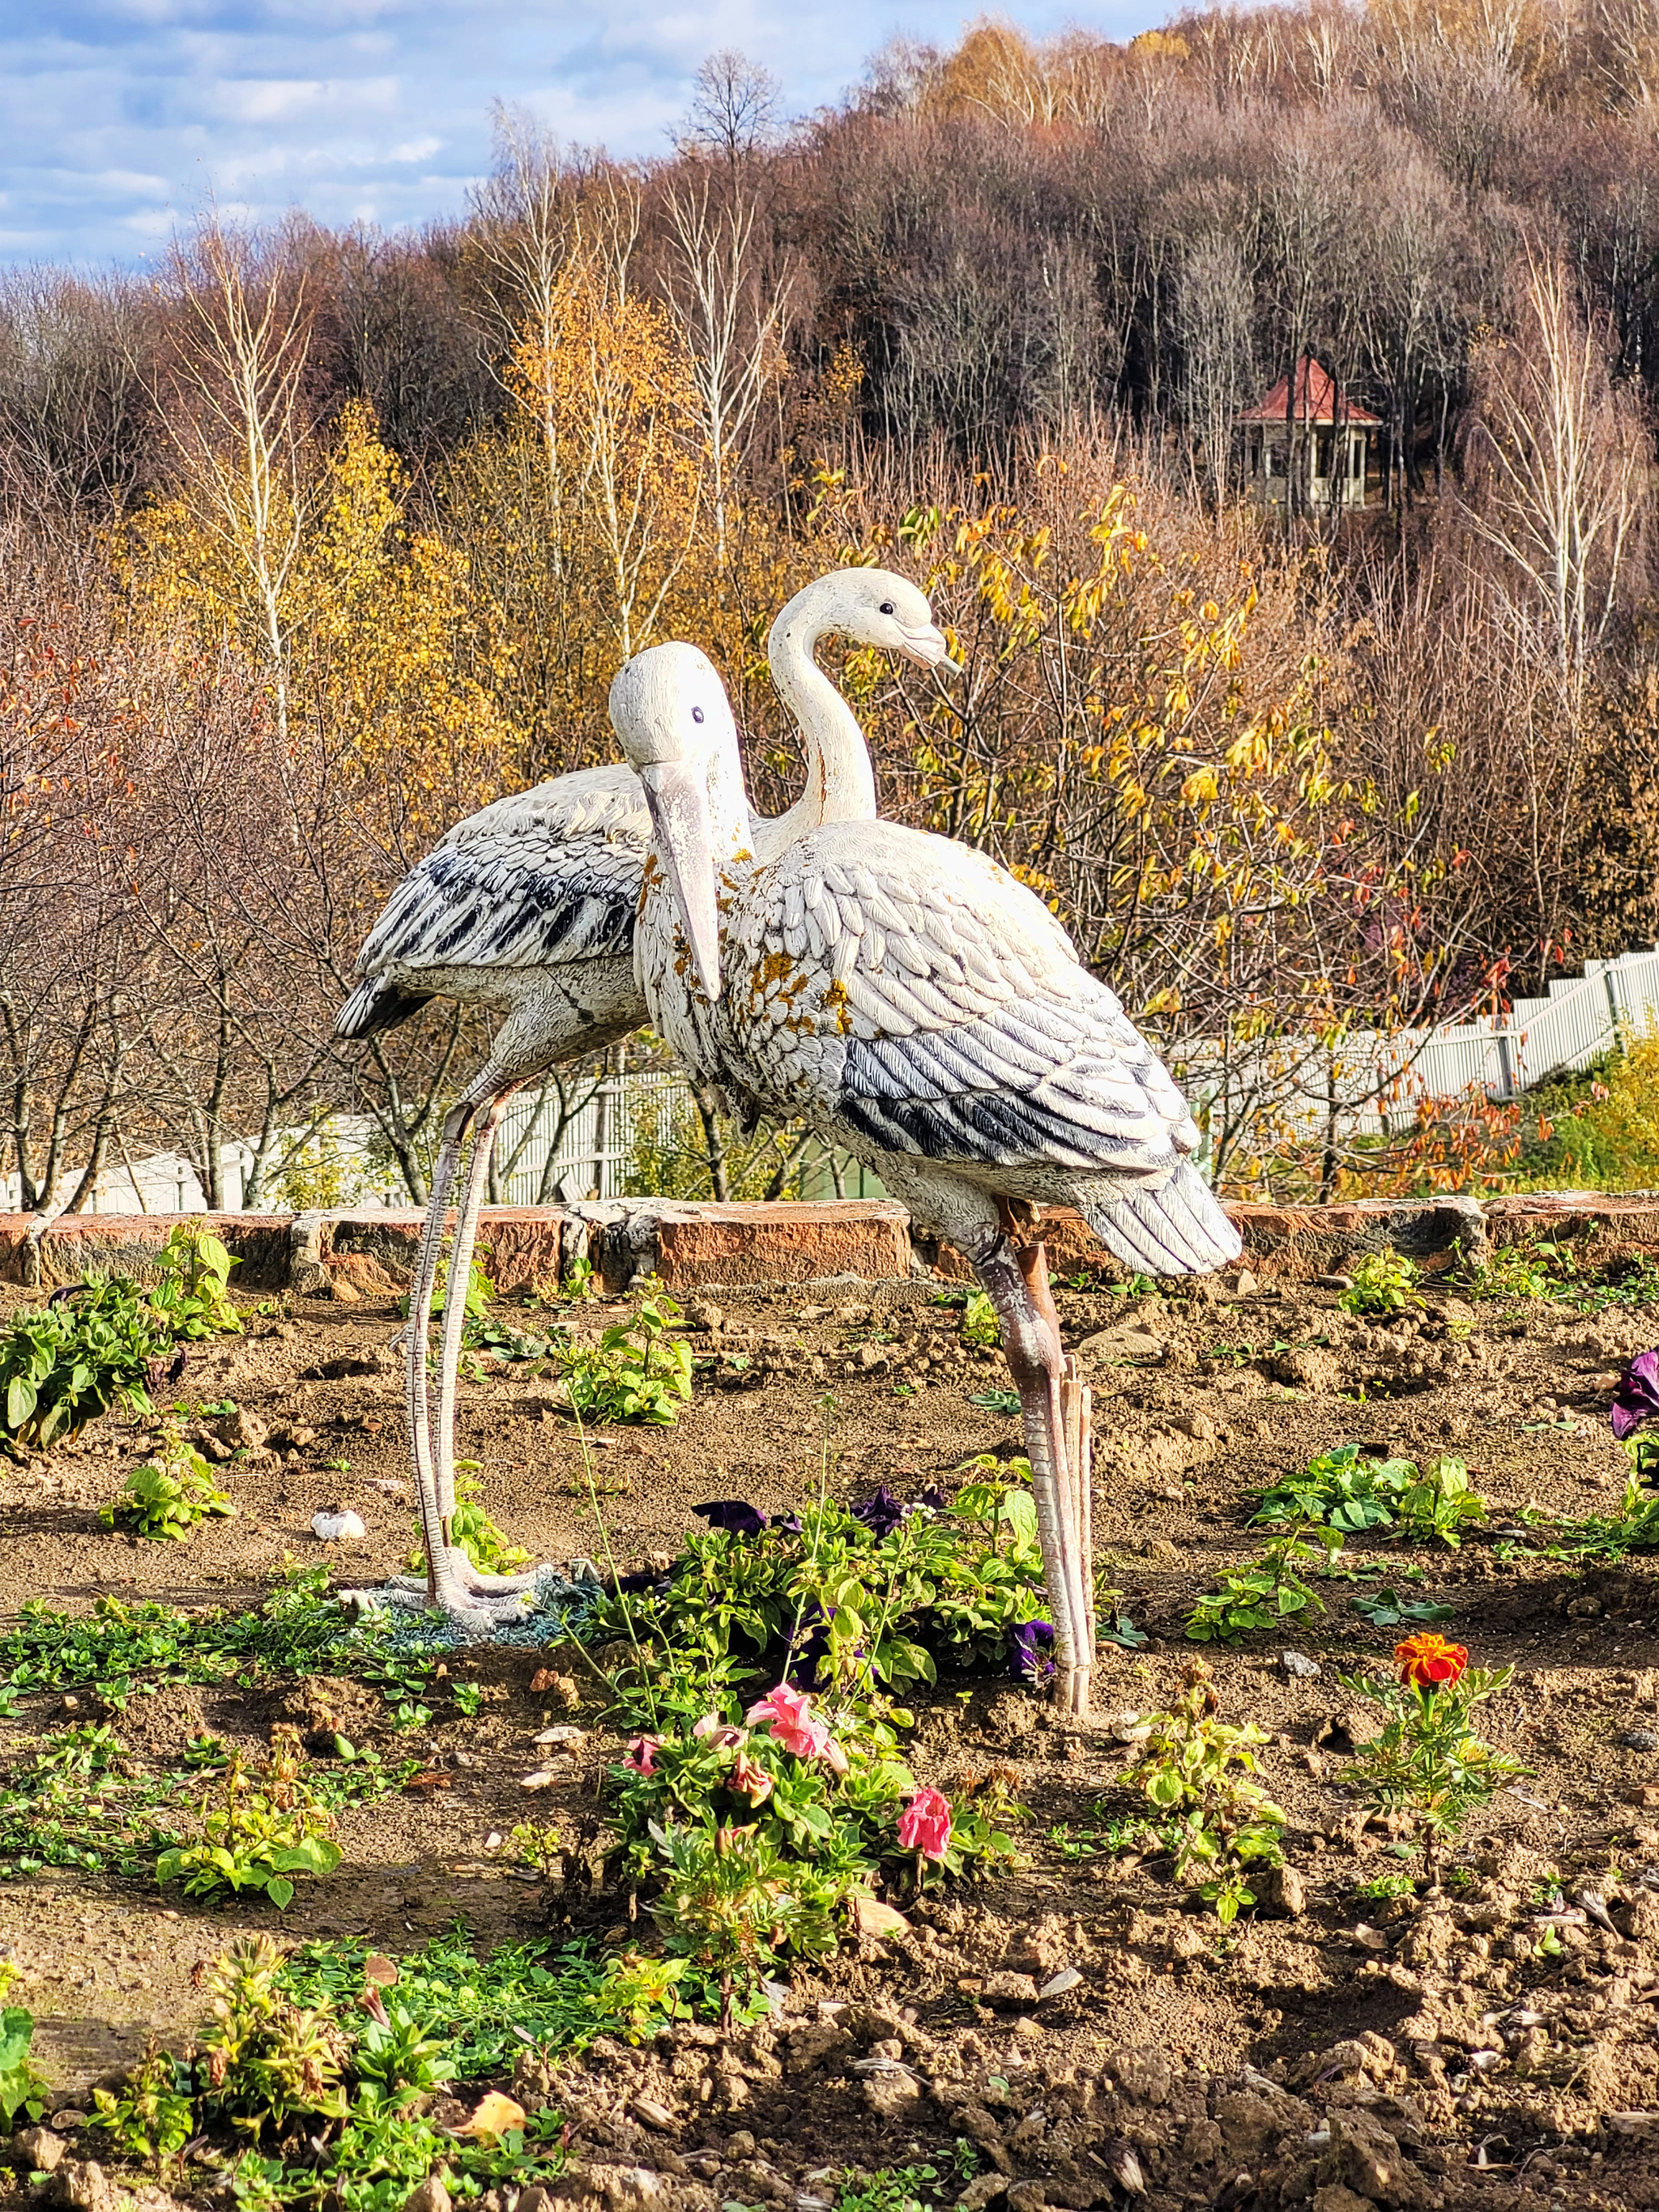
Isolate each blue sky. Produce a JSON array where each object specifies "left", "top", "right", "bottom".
[{"left": 0, "top": 2, "right": 1155, "bottom": 270}]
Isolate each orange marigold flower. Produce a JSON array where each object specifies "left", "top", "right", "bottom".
[{"left": 1395, "top": 1632, "right": 1469, "bottom": 1690}]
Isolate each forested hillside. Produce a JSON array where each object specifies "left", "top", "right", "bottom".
[{"left": 5, "top": 4, "right": 1659, "bottom": 1206}]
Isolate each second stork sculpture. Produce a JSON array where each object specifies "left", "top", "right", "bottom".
[
  {"left": 611, "top": 641, "right": 1242, "bottom": 1712},
  {"left": 336, "top": 570, "right": 954, "bottom": 1627}
]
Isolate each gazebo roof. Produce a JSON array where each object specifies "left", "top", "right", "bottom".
[{"left": 1239, "top": 356, "right": 1381, "bottom": 426}]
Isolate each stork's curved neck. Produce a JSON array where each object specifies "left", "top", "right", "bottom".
[{"left": 754, "top": 588, "right": 876, "bottom": 860}]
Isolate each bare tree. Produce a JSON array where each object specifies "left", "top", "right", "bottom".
[
  {"left": 1176, "top": 229, "right": 1255, "bottom": 504},
  {"left": 1466, "top": 247, "right": 1647, "bottom": 701},
  {"left": 152, "top": 221, "right": 318, "bottom": 749},
  {"left": 659, "top": 179, "right": 791, "bottom": 560},
  {"left": 678, "top": 50, "right": 783, "bottom": 174}
]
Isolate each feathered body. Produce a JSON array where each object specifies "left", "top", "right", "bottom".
[
  {"left": 637, "top": 801, "right": 1238, "bottom": 1278},
  {"left": 335, "top": 765, "right": 647, "bottom": 1058}
]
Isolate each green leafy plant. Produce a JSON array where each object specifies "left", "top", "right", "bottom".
[
  {"left": 958, "top": 1292, "right": 1000, "bottom": 1349},
  {"left": 1341, "top": 1635, "right": 1524, "bottom": 1888},
  {"left": 156, "top": 1727, "right": 343, "bottom": 1909},
  {"left": 967, "top": 1388, "right": 1021, "bottom": 1416},
  {"left": 1125, "top": 1663, "right": 1286, "bottom": 1923},
  {"left": 83, "top": 1929, "right": 694, "bottom": 2210},
  {"left": 555, "top": 1286, "right": 693, "bottom": 1426},
  {"left": 0, "top": 1969, "right": 46, "bottom": 2129},
  {"left": 594, "top": 1478, "right": 1030, "bottom": 2001},
  {"left": 1185, "top": 1526, "right": 1341, "bottom": 1643},
  {"left": 1392, "top": 1455, "right": 1486, "bottom": 1546},
  {"left": 1252, "top": 1443, "right": 1486, "bottom": 1548},
  {"left": 1354, "top": 1870, "right": 1419, "bottom": 1901},
  {"left": 90, "top": 2040, "right": 195, "bottom": 2171},
  {"left": 1462, "top": 1238, "right": 1564, "bottom": 1301},
  {"left": 836, "top": 2167, "right": 945, "bottom": 2212},
  {"left": 147, "top": 1224, "right": 244, "bottom": 1338},
  {"left": 427, "top": 1251, "right": 494, "bottom": 1324},
  {"left": 1532, "top": 1477, "right": 1659, "bottom": 1561},
  {"left": 104, "top": 1416, "right": 236, "bottom": 1541},
  {"left": 0, "top": 1227, "right": 243, "bottom": 1462},
  {"left": 1350, "top": 1585, "right": 1455, "bottom": 1629},
  {"left": 406, "top": 1468, "right": 528, "bottom": 1578},
  {"left": 1340, "top": 1251, "right": 1422, "bottom": 1316}
]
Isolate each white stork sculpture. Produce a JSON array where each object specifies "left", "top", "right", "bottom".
[
  {"left": 334, "top": 571, "right": 956, "bottom": 1625},
  {"left": 609, "top": 642, "right": 1241, "bottom": 1712}
]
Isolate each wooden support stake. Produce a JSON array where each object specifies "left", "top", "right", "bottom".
[{"left": 1057, "top": 1353, "right": 1094, "bottom": 1714}]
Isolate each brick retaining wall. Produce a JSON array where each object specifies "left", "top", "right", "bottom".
[{"left": 2, "top": 1189, "right": 1658, "bottom": 1296}]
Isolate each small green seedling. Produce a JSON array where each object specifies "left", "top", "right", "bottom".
[
  {"left": 1127, "top": 1662, "right": 1286, "bottom": 1923},
  {"left": 1340, "top": 1251, "right": 1422, "bottom": 1316},
  {"left": 959, "top": 1293, "right": 1000, "bottom": 1349},
  {"left": 0, "top": 1969, "right": 46, "bottom": 2129},
  {"left": 555, "top": 1285, "right": 693, "bottom": 1426},
  {"left": 1185, "top": 1526, "right": 1341, "bottom": 1643},
  {"left": 104, "top": 1418, "right": 235, "bottom": 1541},
  {"left": 407, "top": 1468, "right": 527, "bottom": 1579},
  {"left": 156, "top": 1728, "right": 343, "bottom": 1910}
]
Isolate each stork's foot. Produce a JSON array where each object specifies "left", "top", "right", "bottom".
[
  {"left": 345, "top": 1553, "right": 603, "bottom": 1641},
  {"left": 385, "top": 1548, "right": 542, "bottom": 1600}
]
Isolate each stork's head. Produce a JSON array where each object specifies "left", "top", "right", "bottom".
[
  {"left": 776, "top": 567, "right": 960, "bottom": 675},
  {"left": 609, "top": 641, "right": 738, "bottom": 1003}
]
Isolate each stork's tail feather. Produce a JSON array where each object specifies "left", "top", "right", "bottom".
[
  {"left": 333, "top": 978, "right": 433, "bottom": 1042},
  {"left": 1081, "top": 1161, "right": 1242, "bottom": 1277}
]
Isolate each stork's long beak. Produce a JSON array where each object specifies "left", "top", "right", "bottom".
[
  {"left": 897, "top": 623, "right": 962, "bottom": 677},
  {"left": 640, "top": 763, "right": 723, "bottom": 1001}
]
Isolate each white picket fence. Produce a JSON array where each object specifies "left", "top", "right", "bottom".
[
  {"left": 12, "top": 944, "right": 1658, "bottom": 1217},
  {"left": 1187, "top": 942, "right": 1659, "bottom": 1160},
  {"left": 491, "top": 1072, "right": 692, "bottom": 1204}
]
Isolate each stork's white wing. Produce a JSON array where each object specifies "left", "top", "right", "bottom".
[
  {"left": 730, "top": 820, "right": 1197, "bottom": 1175},
  {"left": 356, "top": 767, "right": 650, "bottom": 981}
]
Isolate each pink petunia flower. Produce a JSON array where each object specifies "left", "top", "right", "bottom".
[
  {"left": 624, "top": 1735, "right": 662, "bottom": 1775},
  {"left": 898, "top": 1786, "right": 953, "bottom": 1861},
  {"left": 731, "top": 1749, "right": 774, "bottom": 1806},
  {"left": 693, "top": 1715, "right": 745, "bottom": 1750},
  {"left": 746, "top": 1682, "right": 832, "bottom": 1761}
]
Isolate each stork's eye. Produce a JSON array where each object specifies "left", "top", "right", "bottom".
[
  {"left": 879, "top": 600, "right": 895, "bottom": 616},
  {"left": 692, "top": 706, "right": 705, "bottom": 723}
]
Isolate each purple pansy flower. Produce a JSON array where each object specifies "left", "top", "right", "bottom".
[
  {"left": 851, "top": 1484, "right": 908, "bottom": 1537},
  {"left": 1610, "top": 1350, "right": 1659, "bottom": 1442},
  {"left": 693, "top": 1498, "right": 770, "bottom": 1536},
  {"left": 1011, "top": 1619, "right": 1056, "bottom": 1686}
]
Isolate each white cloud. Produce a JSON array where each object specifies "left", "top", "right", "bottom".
[{"left": 2, "top": 0, "right": 1159, "bottom": 266}]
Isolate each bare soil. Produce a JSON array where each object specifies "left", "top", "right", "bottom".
[{"left": 3, "top": 1267, "right": 1659, "bottom": 2212}]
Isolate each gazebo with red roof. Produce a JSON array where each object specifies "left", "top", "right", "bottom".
[{"left": 1239, "top": 356, "right": 1380, "bottom": 509}]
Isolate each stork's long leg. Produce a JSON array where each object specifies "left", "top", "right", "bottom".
[
  {"left": 403, "top": 1119, "right": 466, "bottom": 1603},
  {"left": 976, "top": 1234, "right": 1094, "bottom": 1715},
  {"left": 429, "top": 1097, "right": 539, "bottom": 1597}
]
